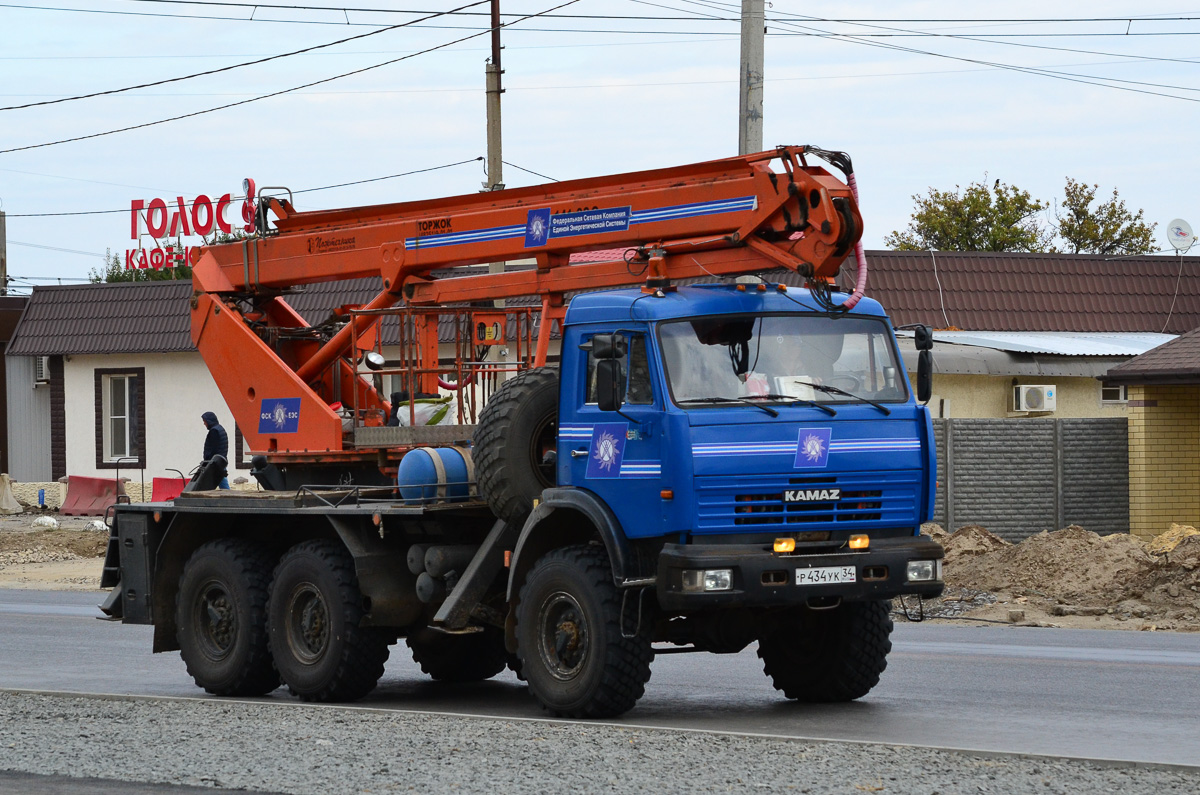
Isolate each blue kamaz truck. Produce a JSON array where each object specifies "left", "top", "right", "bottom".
[{"left": 103, "top": 147, "right": 944, "bottom": 718}]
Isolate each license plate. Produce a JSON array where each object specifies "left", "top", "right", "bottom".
[{"left": 795, "top": 565, "right": 856, "bottom": 586}]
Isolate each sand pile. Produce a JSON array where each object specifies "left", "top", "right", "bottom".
[
  {"left": 1148, "top": 523, "right": 1200, "bottom": 555},
  {"left": 921, "top": 522, "right": 1200, "bottom": 629},
  {"left": 945, "top": 525, "right": 1160, "bottom": 604}
]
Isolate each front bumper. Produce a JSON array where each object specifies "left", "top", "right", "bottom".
[{"left": 656, "top": 536, "right": 944, "bottom": 612}]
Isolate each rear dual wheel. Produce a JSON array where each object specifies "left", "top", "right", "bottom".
[
  {"left": 267, "top": 539, "right": 392, "bottom": 702},
  {"left": 176, "top": 539, "right": 279, "bottom": 697}
]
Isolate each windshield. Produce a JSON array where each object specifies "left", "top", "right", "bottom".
[{"left": 658, "top": 313, "right": 908, "bottom": 406}]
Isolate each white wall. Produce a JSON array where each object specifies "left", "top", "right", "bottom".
[{"left": 64, "top": 352, "right": 231, "bottom": 480}]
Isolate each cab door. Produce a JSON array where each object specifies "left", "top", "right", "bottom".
[{"left": 559, "top": 333, "right": 666, "bottom": 538}]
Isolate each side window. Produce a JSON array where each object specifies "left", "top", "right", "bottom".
[
  {"left": 626, "top": 335, "right": 653, "bottom": 404},
  {"left": 585, "top": 335, "right": 654, "bottom": 405}
]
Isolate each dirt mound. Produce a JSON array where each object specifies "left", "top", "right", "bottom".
[
  {"left": 0, "top": 530, "right": 107, "bottom": 560},
  {"left": 945, "top": 525, "right": 1160, "bottom": 604},
  {"left": 941, "top": 524, "right": 1010, "bottom": 570},
  {"left": 1149, "top": 524, "right": 1200, "bottom": 555}
]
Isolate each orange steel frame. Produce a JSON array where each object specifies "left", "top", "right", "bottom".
[{"left": 187, "top": 146, "right": 863, "bottom": 464}]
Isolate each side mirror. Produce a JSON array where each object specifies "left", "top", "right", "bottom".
[
  {"left": 917, "top": 350, "right": 933, "bottom": 403},
  {"left": 596, "top": 359, "right": 626, "bottom": 412},
  {"left": 914, "top": 325, "right": 934, "bottom": 351},
  {"left": 587, "top": 333, "right": 628, "bottom": 359}
]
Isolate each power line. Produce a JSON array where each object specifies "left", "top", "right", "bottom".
[
  {"left": 0, "top": 1, "right": 489, "bottom": 112},
  {"left": 9, "top": 2, "right": 1200, "bottom": 33},
  {"left": 9, "top": 241, "right": 106, "bottom": 258},
  {"left": 293, "top": 157, "right": 483, "bottom": 194},
  {"left": 0, "top": 0, "right": 581, "bottom": 155},
  {"left": 765, "top": 9, "right": 1200, "bottom": 67},
  {"left": 111, "top": 0, "right": 717, "bottom": 21},
  {"left": 761, "top": 15, "right": 1200, "bottom": 104},
  {"left": 3, "top": 156, "right": 481, "bottom": 217},
  {"left": 502, "top": 160, "right": 558, "bottom": 182}
]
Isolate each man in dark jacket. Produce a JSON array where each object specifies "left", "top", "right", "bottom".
[{"left": 201, "top": 411, "right": 230, "bottom": 489}]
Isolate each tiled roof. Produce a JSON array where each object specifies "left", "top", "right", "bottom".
[
  {"left": 14, "top": 249, "right": 1200, "bottom": 357},
  {"left": 6, "top": 281, "right": 195, "bottom": 356},
  {"left": 1104, "top": 326, "right": 1200, "bottom": 384},
  {"left": 846, "top": 250, "right": 1200, "bottom": 333}
]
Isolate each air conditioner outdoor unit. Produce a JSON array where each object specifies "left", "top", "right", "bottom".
[
  {"left": 1013, "top": 384, "right": 1056, "bottom": 412},
  {"left": 34, "top": 356, "right": 50, "bottom": 384}
]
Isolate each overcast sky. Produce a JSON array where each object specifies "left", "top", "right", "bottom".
[{"left": 2, "top": 1, "right": 1198, "bottom": 289}]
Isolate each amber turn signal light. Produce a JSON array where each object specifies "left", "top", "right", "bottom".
[
  {"left": 849, "top": 534, "right": 870, "bottom": 550},
  {"left": 773, "top": 538, "right": 796, "bottom": 553},
  {"left": 661, "top": 490, "right": 674, "bottom": 500}
]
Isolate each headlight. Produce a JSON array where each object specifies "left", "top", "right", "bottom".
[
  {"left": 906, "top": 560, "right": 938, "bottom": 582},
  {"left": 682, "top": 569, "right": 733, "bottom": 592}
]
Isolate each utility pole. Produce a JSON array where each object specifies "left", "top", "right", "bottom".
[
  {"left": 484, "top": 1, "right": 506, "bottom": 310},
  {"left": 0, "top": 211, "right": 7, "bottom": 296},
  {"left": 484, "top": 0, "right": 504, "bottom": 193},
  {"left": 738, "top": 0, "right": 765, "bottom": 155}
]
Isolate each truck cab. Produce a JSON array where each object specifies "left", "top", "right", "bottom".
[{"left": 546, "top": 282, "right": 943, "bottom": 613}]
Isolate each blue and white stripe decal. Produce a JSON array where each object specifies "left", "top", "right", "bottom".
[
  {"left": 560, "top": 424, "right": 660, "bottom": 478},
  {"left": 403, "top": 196, "right": 758, "bottom": 251},
  {"left": 404, "top": 223, "right": 526, "bottom": 251},
  {"left": 619, "top": 462, "right": 662, "bottom": 477},
  {"left": 558, "top": 424, "right": 594, "bottom": 441},
  {"left": 630, "top": 196, "right": 757, "bottom": 226},
  {"left": 694, "top": 439, "right": 920, "bottom": 457}
]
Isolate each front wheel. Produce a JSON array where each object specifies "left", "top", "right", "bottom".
[
  {"left": 515, "top": 545, "right": 653, "bottom": 718},
  {"left": 267, "top": 539, "right": 391, "bottom": 702},
  {"left": 175, "top": 539, "right": 279, "bottom": 697},
  {"left": 757, "top": 600, "right": 893, "bottom": 702}
]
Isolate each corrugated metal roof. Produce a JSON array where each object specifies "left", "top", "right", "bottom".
[
  {"left": 840, "top": 250, "right": 1200, "bottom": 334},
  {"left": 924, "top": 331, "right": 1175, "bottom": 357},
  {"left": 895, "top": 338, "right": 1128, "bottom": 378}
]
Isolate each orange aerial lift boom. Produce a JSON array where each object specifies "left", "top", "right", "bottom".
[{"left": 188, "top": 146, "right": 864, "bottom": 465}]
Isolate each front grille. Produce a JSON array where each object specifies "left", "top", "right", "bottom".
[{"left": 695, "top": 472, "right": 919, "bottom": 533}]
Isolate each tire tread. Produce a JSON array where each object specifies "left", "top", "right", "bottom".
[
  {"left": 176, "top": 538, "right": 279, "bottom": 697},
  {"left": 758, "top": 600, "right": 892, "bottom": 703},
  {"left": 269, "top": 539, "right": 391, "bottom": 703},
  {"left": 516, "top": 545, "right": 653, "bottom": 719}
]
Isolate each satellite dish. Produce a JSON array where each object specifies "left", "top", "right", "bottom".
[{"left": 1167, "top": 218, "right": 1195, "bottom": 252}]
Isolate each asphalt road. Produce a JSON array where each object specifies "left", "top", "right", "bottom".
[{"left": 3, "top": 588, "right": 1199, "bottom": 768}]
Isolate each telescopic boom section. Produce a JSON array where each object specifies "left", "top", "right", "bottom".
[{"left": 188, "top": 146, "right": 863, "bottom": 459}]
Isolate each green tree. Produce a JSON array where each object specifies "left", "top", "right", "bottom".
[
  {"left": 1054, "top": 178, "right": 1157, "bottom": 255},
  {"left": 884, "top": 179, "right": 1053, "bottom": 252}
]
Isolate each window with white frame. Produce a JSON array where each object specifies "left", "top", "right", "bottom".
[
  {"left": 1100, "top": 384, "right": 1128, "bottom": 404},
  {"left": 95, "top": 368, "right": 144, "bottom": 467}
]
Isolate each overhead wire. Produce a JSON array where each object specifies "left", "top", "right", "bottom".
[
  {"left": 760, "top": 15, "right": 1200, "bottom": 104},
  {"left": 0, "top": 0, "right": 582, "bottom": 155},
  {"left": 0, "top": 0, "right": 490, "bottom": 112},
  {"left": 8, "top": 241, "right": 107, "bottom": 258},
  {"left": 502, "top": 160, "right": 558, "bottom": 182},
  {"left": 3, "top": 156, "right": 481, "bottom": 217}
]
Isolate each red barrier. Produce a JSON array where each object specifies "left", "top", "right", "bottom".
[
  {"left": 59, "top": 476, "right": 128, "bottom": 517},
  {"left": 151, "top": 477, "right": 188, "bottom": 502}
]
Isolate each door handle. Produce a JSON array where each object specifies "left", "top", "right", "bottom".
[{"left": 570, "top": 448, "right": 588, "bottom": 458}]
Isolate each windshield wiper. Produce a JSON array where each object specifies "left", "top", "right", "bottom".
[
  {"left": 789, "top": 381, "right": 892, "bottom": 416},
  {"left": 751, "top": 393, "right": 838, "bottom": 416},
  {"left": 678, "top": 396, "right": 779, "bottom": 417}
]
